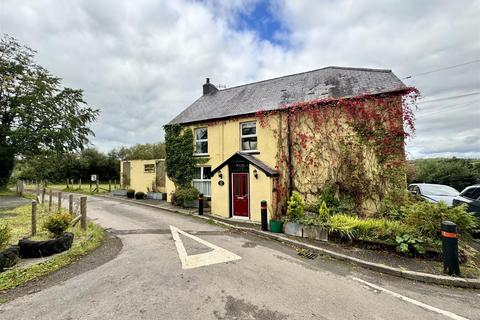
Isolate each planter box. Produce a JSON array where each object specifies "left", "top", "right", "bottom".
[
  {"left": 302, "top": 225, "right": 328, "bottom": 242},
  {"left": 147, "top": 192, "right": 166, "bottom": 200},
  {"left": 112, "top": 189, "right": 127, "bottom": 196},
  {"left": 284, "top": 222, "right": 303, "bottom": 237},
  {"left": 183, "top": 199, "right": 199, "bottom": 208}
]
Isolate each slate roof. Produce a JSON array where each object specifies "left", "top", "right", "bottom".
[
  {"left": 169, "top": 66, "right": 406, "bottom": 125},
  {"left": 210, "top": 152, "right": 279, "bottom": 177}
]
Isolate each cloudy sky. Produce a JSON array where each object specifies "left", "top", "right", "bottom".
[{"left": 1, "top": 0, "right": 479, "bottom": 158}]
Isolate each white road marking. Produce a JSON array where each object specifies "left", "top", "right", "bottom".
[
  {"left": 351, "top": 277, "right": 469, "bottom": 320},
  {"left": 170, "top": 225, "right": 241, "bottom": 269}
]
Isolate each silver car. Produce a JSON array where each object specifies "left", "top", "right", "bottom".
[{"left": 407, "top": 183, "right": 459, "bottom": 207}]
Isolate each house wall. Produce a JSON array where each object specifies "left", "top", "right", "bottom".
[
  {"left": 121, "top": 159, "right": 165, "bottom": 193},
  {"left": 167, "top": 95, "right": 405, "bottom": 219},
  {"left": 166, "top": 115, "right": 280, "bottom": 221},
  {"left": 273, "top": 96, "right": 406, "bottom": 216}
]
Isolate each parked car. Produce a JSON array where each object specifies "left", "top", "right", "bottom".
[
  {"left": 407, "top": 183, "right": 459, "bottom": 207},
  {"left": 453, "top": 185, "right": 480, "bottom": 218}
]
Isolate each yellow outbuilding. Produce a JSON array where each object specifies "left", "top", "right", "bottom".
[{"left": 120, "top": 159, "right": 166, "bottom": 193}]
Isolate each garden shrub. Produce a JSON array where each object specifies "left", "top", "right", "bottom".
[
  {"left": 327, "top": 214, "right": 408, "bottom": 243},
  {"left": 402, "top": 201, "right": 478, "bottom": 239},
  {"left": 395, "top": 234, "right": 426, "bottom": 256},
  {"left": 286, "top": 191, "right": 305, "bottom": 222},
  {"left": 318, "top": 201, "right": 330, "bottom": 223},
  {"left": 305, "top": 186, "right": 353, "bottom": 215},
  {"left": 0, "top": 225, "right": 11, "bottom": 251},
  {"left": 43, "top": 212, "right": 72, "bottom": 237},
  {"left": 135, "top": 192, "right": 145, "bottom": 199},
  {"left": 174, "top": 186, "right": 199, "bottom": 207}
]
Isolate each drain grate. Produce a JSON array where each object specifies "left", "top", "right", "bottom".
[{"left": 297, "top": 249, "right": 318, "bottom": 260}]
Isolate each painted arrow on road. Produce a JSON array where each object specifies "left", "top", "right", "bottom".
[{"left": 170, "top": 225, "right": 241, "bottom": 269}]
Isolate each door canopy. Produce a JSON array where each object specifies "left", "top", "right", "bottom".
[{"left": 211, "top": 152, "right": 279, "bottom": 177}]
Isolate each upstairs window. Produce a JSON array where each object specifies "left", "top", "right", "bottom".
[
  {"left": 194, "top": 127, "right": 208, "bottom": 155},
  {"left": 241, "top": 122, "right": 257, "bottom": 151}
]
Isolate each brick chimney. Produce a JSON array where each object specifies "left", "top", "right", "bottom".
[{"left": 203, "top": 78, "right": 218, "bottom": 95}]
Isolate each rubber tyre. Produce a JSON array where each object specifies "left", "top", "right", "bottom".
[
  {"left": 19, "top": 232, "right": 74, "bottom": 258},
  {"left": 0, "top": 245, "right": 20, "bottom": 272}
]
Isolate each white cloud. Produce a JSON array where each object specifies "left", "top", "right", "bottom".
[{"left": 1, "top": 0, "right": 479, "bottom": 157}]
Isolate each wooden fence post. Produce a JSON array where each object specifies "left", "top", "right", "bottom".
[
  {"left": 31, "top": 201, "right": 37, "bottom": 236},
  {"left": 80, "top": 197, "right": 87, "bottom": 230},
  {"left": 18, "top": 180, "right": 24, "bottom": 196},
  {"left": 48, "top": 189, "right": 52, "bottom": 212},
  {"left": 114, "top": 179, "right": 117, "bottom": 190},
  {"left": 69, "top": 194, "right": 74, "bottom": 216},
  {"left": 79, "top": 178, "right": 82, "bottom": 190},
  {"left": 66, "top": 179, "right": 69, "bottom": 189},
  {"left": 41, "top": 188, "right": 46, "bottom": 204},
  {"left": 96, "top": 179, "right": 99, "bottom": 193},
  {"left": 57, "top": 192, "right": 62, "bottom": 212},
  {"left": 90, "top": 181, "right": 92, "bottom": 193},
  {"left": 109, "top": 180, "right": 112, "bottom": 192}
]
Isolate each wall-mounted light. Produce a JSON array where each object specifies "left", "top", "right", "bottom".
[
  {"left": 253, "top": 169, "right": 258, "bottom": 179},
  {"left": 218, "top": 171, "right": 223, "bottom": 179}
]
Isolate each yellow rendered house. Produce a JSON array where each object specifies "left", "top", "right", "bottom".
[
  {"left": 166, "top": 67, "right": 411, "bottom": 222},
  {"left": 120, "top": 159, "right": 166, "bottom": 193}
]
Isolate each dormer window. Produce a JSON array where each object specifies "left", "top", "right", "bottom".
[
  {"left": 241, "top": 121, "right": 257, "bottom": 152},
  {"left": 194, "top": 127, "right": 208, "bottom": 155}
]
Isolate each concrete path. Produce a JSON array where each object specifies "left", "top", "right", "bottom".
[{"left": 1, "top": 195, "right": 478, "bottom": 320}]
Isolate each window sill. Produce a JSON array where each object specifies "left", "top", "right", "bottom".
[{"left": 240, "top": 150, "right": 260, "bottom": 155}]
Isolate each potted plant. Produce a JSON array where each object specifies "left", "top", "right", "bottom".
[
  {"left": 135, "top": 191, "right": 146, "bottom": 199},
  {"left": 302, "top": 201, "right": 329, "bottom": 241},
  {"left": 269, "top": 210, "right": 284, "bottom": 233},
  {"left": 126, "top": 189, "right": 135, "bottom": 198},
  {"left": 284, "top": 192, "right": 305, "bottom": 237}
]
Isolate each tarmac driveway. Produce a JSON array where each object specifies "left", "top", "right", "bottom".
[{"left": 0, "top": 195, "right": 478, "bottom": 320}]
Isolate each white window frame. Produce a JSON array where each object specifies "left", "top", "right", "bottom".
[
  {"left": 192, "top": 166, "right": 211, "bottom": 197},
  {"left": 194, "top": 127, "right": 208, "bottom": 156},
  {"left": 240, "top": 121, "right": 258, "bottom": 152}
]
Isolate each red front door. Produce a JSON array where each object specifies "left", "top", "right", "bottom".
[{"left": 232, "top": 173, "right": 249, "bottom": 217}]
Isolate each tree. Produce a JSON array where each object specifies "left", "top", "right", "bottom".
[
  {"left": 410, "top": 158, "right": 480, "bottom": 191},
  {"left": 164, "top": 125, "right": 198, "bottom": 188},
  {"left": 0, "top": 35, "right": 98, "bottom": 188},
  {"left": 113, "top": 142, "right": 165, "bottom": 160}
]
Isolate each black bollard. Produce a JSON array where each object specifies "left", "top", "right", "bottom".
[
  {"left": 441, "top": 221, "right": 460, "bottom": 276},
  {"left": 198, "top": 193, "right": 204, "bottom": 216},
  {"left": 261, "top": 200, "right": 268, "bottom": 231}
]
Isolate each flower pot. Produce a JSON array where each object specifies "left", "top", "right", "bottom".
[
  {"left": 302, "top": 225, "right": 328, "bottom": 241},
  {"left": 284, "top": 221, "right": 303, "bottom": 237},
  {"left": 269, "top": 220, "right": 283, "bottom": 233}
]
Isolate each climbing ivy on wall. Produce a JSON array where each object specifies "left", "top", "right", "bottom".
[
  {"left": 257, "top": 88, "right": 419, "bottom": 217},
  {"left": 164, "top": 124, "right": 198, "bottom": 188}
]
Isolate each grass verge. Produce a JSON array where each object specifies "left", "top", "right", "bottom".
[{"left": 0, "top": 204, "right": 104, "bottom": 291}]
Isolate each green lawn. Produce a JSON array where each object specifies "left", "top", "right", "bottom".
[{"left": 0, "top": 203, "right": 104, "bottom": 291}]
